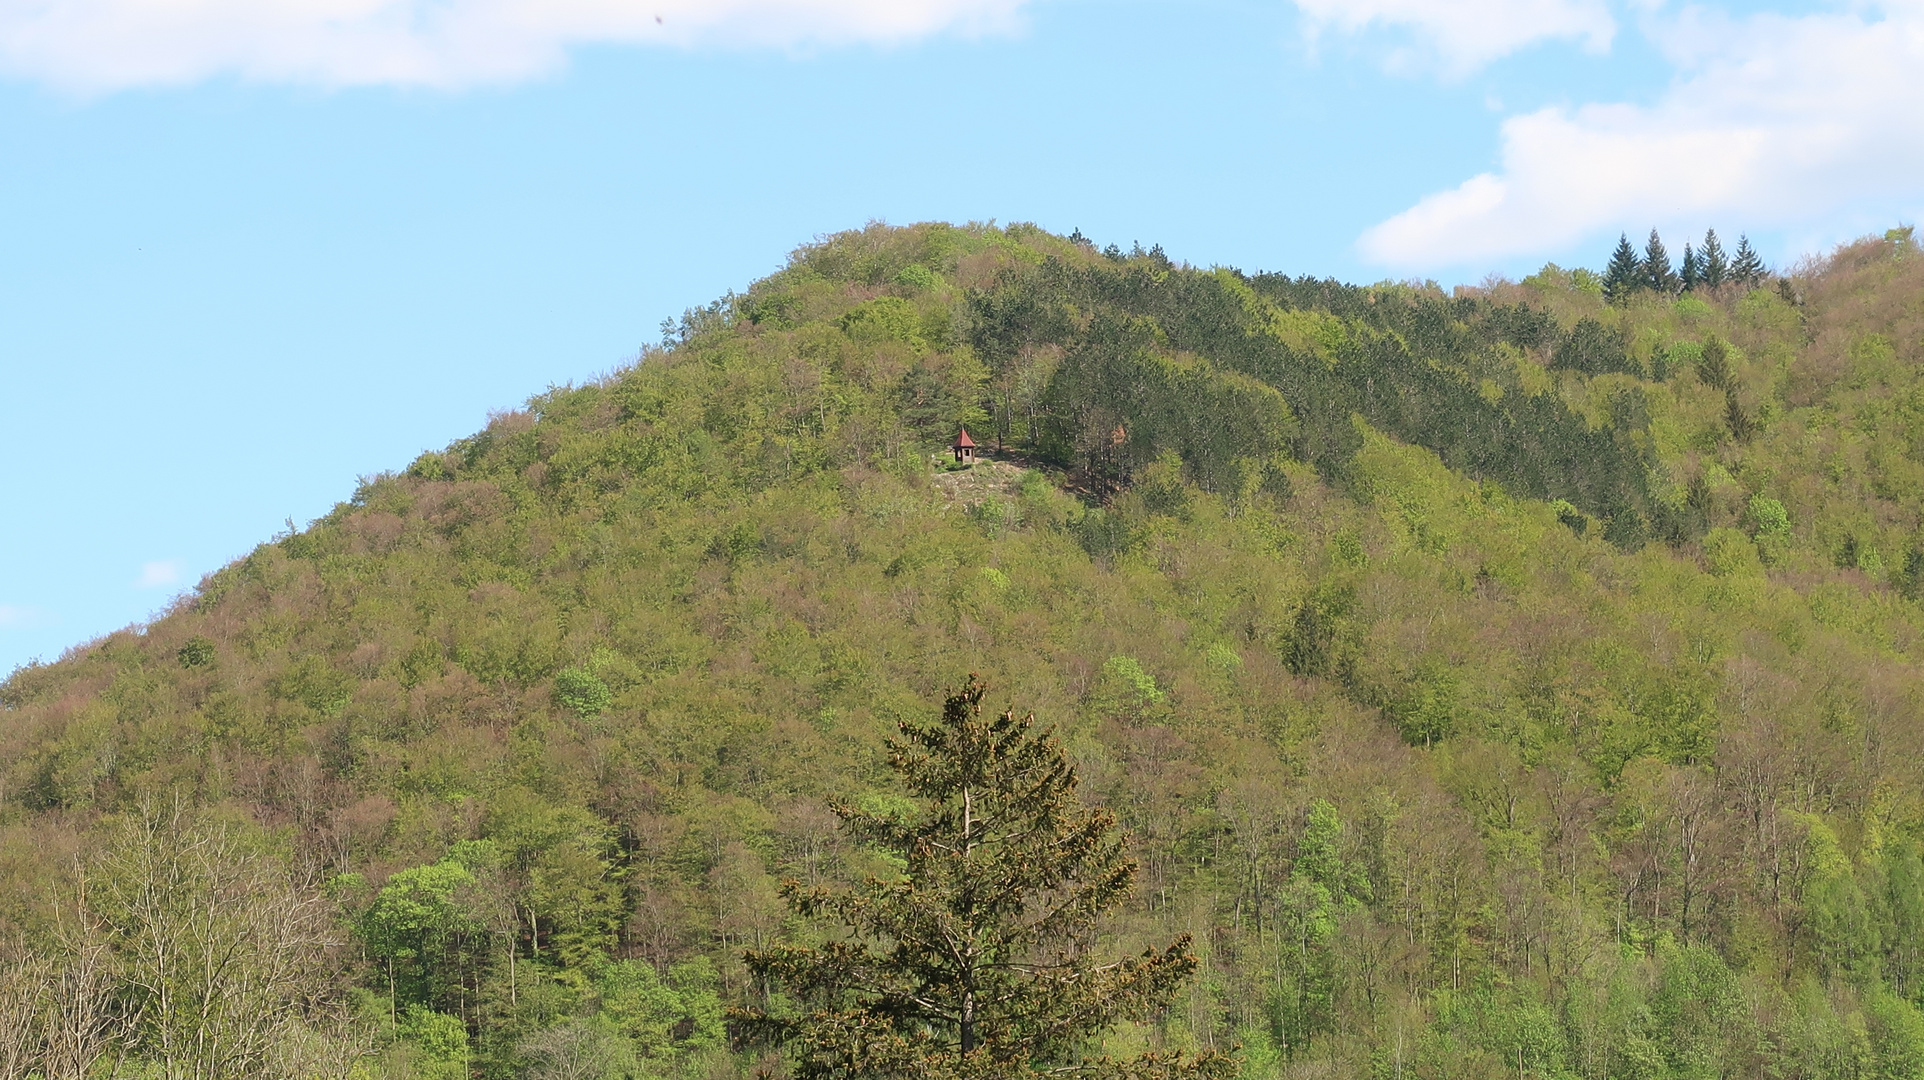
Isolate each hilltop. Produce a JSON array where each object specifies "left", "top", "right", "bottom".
[{"left": 5, "top": 222, "right": 1924, "bottom": 1080}]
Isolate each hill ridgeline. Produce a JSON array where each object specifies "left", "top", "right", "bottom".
[{"left": 6, "top": 223, "right": 1924, "bottom": 1080}]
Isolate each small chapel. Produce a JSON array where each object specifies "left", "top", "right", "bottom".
[{"left": 950, "top": 427, "right": 977, "bottom": 464}]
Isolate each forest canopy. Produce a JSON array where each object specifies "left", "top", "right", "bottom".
[{"left": 5, "top": 221, "right": 1924, "bottom": 1080}]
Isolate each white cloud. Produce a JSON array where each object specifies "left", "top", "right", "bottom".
[
  {"left": 0, "top": 604, "right": 35, "bottom": 627},
  {"left": 1360, "top": 4, "right": 1924, "bottom": 268},
  {"left": 1292, "top": 0, "right": 1614, "bottom": 76},
  {"left": 0, "top": 0, "right": 1028, "bottom": 91},
  {"left": 135, "top": 560, "right": 184, "bottom": 589}
]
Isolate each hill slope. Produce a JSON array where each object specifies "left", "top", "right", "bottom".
[{"left": 6, "top": 223, "right": 1924, "bottom": 1079}]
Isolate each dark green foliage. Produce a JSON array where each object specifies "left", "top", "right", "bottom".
[
  {"left": 1682, "top": 242, "right": 1701, "bottom": 292},
  {"left": 8, "top": 222, "right": 1924, "bottom": 1080},
  {"left": 739, "top": 679, "right": 1230, "bottom": 1080},
  {"left": 1732, "top": 234, "right": 1766, "bottom": 285},
  {"left": 898, "top": 361, "right": 966, "bottom": 441},
  {"left": 1702, "top": 229, "right": 1730, "bottom": 289},
  {"left": 1553, "top": 317, "right": 1637, "bottom": 376},
  {"left": 1073, "top": 507, "right": 1141, "bottom": 562},
  {"left": 1645, "top": 230, "right": 1680, "bottom": 294},
  {"left": 965, "top": 256, "right": 1663, "bottom": 540},
  {"left": 1602, "top": 503, "right": 1648, "bottom": 551},
  {"left": 1282, "top": 583, "right": 1351, "bottom": 679},
  {"left": 1605, "top": 233, "right": 1644, "bottom": 303},
  {"left": 1698, "top": 335, "right": 1735, "bottom": 390},
  {"left": 1900, "top": 547, "right": 1924, "bottom": 600},
  {"left": 176, "top": 635, "right": 215, "bottom": 668},
  {"left": 1726, "top": 383, "right": 1756, "bottom": 442},
  {"left": 1552, "top": 498, "right": 1588, "bottom": 536},
  {"left": 1839, "top": 533, "right": 1866, "bottom": 571},
  {"left": 1036, "top": 312, "right": 1296, "bottom": 495}
]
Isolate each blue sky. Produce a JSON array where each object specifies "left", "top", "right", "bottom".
[{"left": 4, "top": 0, "right": 1922, "bottom": 672}]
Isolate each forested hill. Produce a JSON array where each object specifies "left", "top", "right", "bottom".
[{"left": 6, "top": 222, "right": 1924, "bottom": 1080}]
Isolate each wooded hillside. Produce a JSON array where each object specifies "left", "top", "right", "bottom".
[{"left": 5, "top": 222, "right": 1924, "bottom": 1080}]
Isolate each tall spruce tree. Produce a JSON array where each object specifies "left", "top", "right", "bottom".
[
  {"left": 740, "top": 678, "right": 1230, "bottom": 1080},
  {"left": 1732, "top": 235, "right": 1766, "bottom": 286},
  {"left": 1681, "top": 242, "right": 1701, "bottom": 292},
  {"left": 1644, "top": 229, "right": 1680, "bottom": 294},
  {"left": 1603, "top": 233, "right": 1643, "bottom": 303},
  {"left": 1700, "top": 229, "right": 1729, "bottom": 289}
]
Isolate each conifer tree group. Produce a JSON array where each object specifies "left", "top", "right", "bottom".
[{"left": 1601, "top": 227, "right": 1766, "bottom": 303}]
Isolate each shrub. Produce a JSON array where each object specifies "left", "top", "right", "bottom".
[
  {"left": 176, "top": 636, "right": 216, "bottom": 668},
  {"left": 554, "top": 667, "right": 613, "bottom": 718}
]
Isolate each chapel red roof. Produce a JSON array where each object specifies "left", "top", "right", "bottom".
[{"left": 952, "top": 427, "right": 976, "bottom": 448}]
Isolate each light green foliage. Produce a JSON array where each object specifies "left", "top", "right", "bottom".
[
  {"left": 840, "top": 296, "right": 926, "bottom": 347},
  {"left": 1093, "top": 656, "right": 1165, "bottom": 716},
  {"left": 555, "top": 665, "right": 614, "bottom": 717},
  {"left": 1645, "top": 939, "right": 1746, "bottom": 1078},
  {"left": 1663, "top": 338, "right": 1704, "bottom": 381},
  {"left": 400, "top": 1006, "right": 472, "bottom": 1080},
  {"left": 893, "top": 264, "right": 940, "bottom": 292},
  {"left": 594, "top": 958, "right": 724, "bottom": 1060},
  {"left": 271, "top": 653, "right": 354, "bottom": 716},
  {"left": 1271, "top": 800, "right": 1368, "bottom": 1054},
  {"left": 485, "top": 790, "right": 623, "bottom": 970},
  {"left": 1704, "top": 526, "right": 1763, "bottom": 577},
  {"left": 360, "top": 856, "right": 487, "bottom": 1015},
  {"left": 1750, "top": 494, "right": 1790, "bottom": 536},
  {"left": 1750, "top": 495, "right": 1791, "bottom": 565},
  {"left": 1866, "top": 992, "right": 1924, "bottom": 1080},
  {"left": 1204, "top": 642, "right": 1243, "bottom": 674},
  {"left": 1386, "top": 660, "right": 1458, "bottom": 748},
  {"left": 7, "top": 223, "right": 1924, "bottom": 1080},
  {"left": 1331, "top": 528, "right": 1368, "bottom": 566},
  {"left": 1413, "top": 990, "right": 1570, "bottom": 1080}
]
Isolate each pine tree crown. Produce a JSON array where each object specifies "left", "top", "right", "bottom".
[
  {"left": 737, "top": 677, "right": 1233, "bottom": 1080},
  {"left": 1644, "top": 229, "right": 1679, "bottom": 294},
  {"left": 1701, "top": 229, "right": 1729, "bottom": 288},
  {"left": 1732, "top": 235, "right": 1766, "bottom": 285},
  {"left": 1604, "top": 233, "right": 1644, "bottom": 303}
]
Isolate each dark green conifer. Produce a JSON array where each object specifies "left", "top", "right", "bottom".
[
  {"left": 1681, "top": 243, "right": 1700, "bottom": 292},
  {"left": 1644, "top": 230, "right": 1679, "bottom": 294},
  {"left": 1700, "top": 229, "right": 1729, "bottom": 289},
  {"left": 1603, "top": 233, "right": 1643, "bottom": 303},
  {"left": 1725, "top": 385, "right": 1755, "bottom": 442},
  {"left": 740, "top": 678, "right": 1230, "bottom": 1080},
  {"left": 1698, "top": 336, "right": 1735, "bottom": 391},
  {"left": 1900, "top": 547, "right": 1924, "bottom": 600},
  {"left": 1732, "top": 235, "right": 1766, "bottom": 286}
]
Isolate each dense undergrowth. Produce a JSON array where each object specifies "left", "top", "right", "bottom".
[{"left": 6, "top": 222, "right": 1924, "bottom": 1080}]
